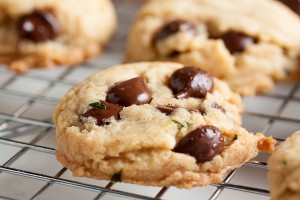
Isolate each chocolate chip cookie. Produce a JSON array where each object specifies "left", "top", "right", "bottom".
[
  {"left": 0, "top": 0, "right": 117, "bottom": 72},
  {"left": 268, "top": 131, "right": 300, "bottom": 200},
  {"left": 125, "top": 0, "right": 300, "bottom": 95},
  {"left": 53, "top": 62, "right": 275, "bottom": 188}
]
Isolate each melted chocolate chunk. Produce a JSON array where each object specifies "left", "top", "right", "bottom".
[
  {"left": 220, "top": 31, "right": 255, "bottom": 54},
  {"left": 278, "top": 0, "right": 300, "bottom": 16},
  {"left": 198, "top": 108, "right": 206, "bottom": 115},
  {"left": 82, "top": 101, "right": 122, "bottom": 126},
  {"left": 169, "top": 66, "right": 214, "bottom": 99},
  {"left": 157, "top": 105, "right": 199, "bottom": 116},
  {"left": 173, "top": 125, "right": 225, "bottom": 163},
  {"left": 18, "top": 10, "right": 59, "bottom": 42},
  {"left": 156, "top": 105, "right": 178, "bottom": 116},
  {"left": 153, "top": 19, "right": 197, "bottom": 43},
  {"left": 106, "top": 77, "right": 152, "bottom": 107}
]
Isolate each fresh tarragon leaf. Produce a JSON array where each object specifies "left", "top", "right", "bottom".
[
  {"left": 111, "top": 170, "right": 122, "bottom": 182},
  {"left": 172, "top": 120, "right": 185, "bottom": 128},
  {"left": 185, "top": 121, "right": 193, "bottom": 127},
  {"left": 172, "top": 120, "right": 192, "bottom": 128},
  {"left": 89, "top": 102, "right": 106, "bottom": 109}
]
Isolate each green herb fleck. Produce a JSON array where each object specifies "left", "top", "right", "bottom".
[
  {"left": 185, "top": 121, "right": 193, "bottom": 127},
  {"left": 111, "top": 170, "right": 122, "bottom": 182},
  {"left": 172, "top": 120, "right": 185, "bottom": 128},
  {"left": 233, "top": 135, "right": 238, "bottom": 141},
  {"left": 172, "top": 120, "right": 192, "bottom": 128},
  {"left": 89, "top": 102, "right": 106, "bottom": 109}
]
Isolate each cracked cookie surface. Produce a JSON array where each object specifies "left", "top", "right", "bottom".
[
  {"left": 0, "top": 0, "right": 117, "bottom": 72},
  {"left": 125, "top": 0, "right": 300, "bottom": 95},
  {"left": 54, "top": 62, "right": 275, "bottom": 188}
]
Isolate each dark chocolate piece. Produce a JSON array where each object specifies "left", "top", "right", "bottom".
[
  {"left": 169, "top": 66, "right": 214, "bottom": 99},
  {"left": 106, "top": 77, "right": 152, "bottom": 107},
  {"left": 82, "top": 101, "right": 122, "bottom": 126},
  {"left": 220, "top": 31, "right": 255, "bottom": 54},
  {"left": 153, "top": 19, "right": 197, "bottom": 43},
  {"left": 157, "top": 105, "right": 199, "bottom": 115},
  {"left": 18, "top": 10, "right": 59, "bottom": 43},
  {"left": 173, "top": 125, "right": 224, "bottom": 163},
  {"left": 156, "top": 105, "right": 179, "bottom": 116}
]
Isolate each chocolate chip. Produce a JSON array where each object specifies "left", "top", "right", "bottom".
[
  {"left": 81, "top": 101, "right": 122, "bottom": 126},
  {"left": 220, "top": 31, "right": 255, "bottom": 54},
  {"left": 156, "top": 105, "right": 179, "bottom": 116},
  {"left": 278, "top": 0, "right": 300, "bottom": 16},
  {"left": 173, "top": 125, "right": 224, "bottom": 163},
  {"left": 157, "top": 105, "right": 199, "bottom": 116},
  {"left": 18, "top": 10, "right": 59, "bottom": 43},
  {"left": 169, "top": 66, "right": 214, "bottom": 99},
  {"left": 153, "top": 19, "right": 197, "bottom": 43},
  {"left": 106, "top": 77, "right": 152, "bottom": 107},
  {"left": 198, "top": 108, "right": 206, "bottom": 115}
]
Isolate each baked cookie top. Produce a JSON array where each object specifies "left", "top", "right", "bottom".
[
  {"left": 54, "top": 62, "right": 275, "bottom": 188},
  {"left": 268, "top": 131, "right": 300, "bottom": 200},
  {"left": 126, "top": 0, "right": 300, "bottom": 95},
  {"left": 0, "top": 0, "right": 117, "bottom": 72}
]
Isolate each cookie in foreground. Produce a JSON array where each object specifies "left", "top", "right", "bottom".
[
  {"left": 125, "top": 0, "right": 300, "bottom": 95},
  {"left": 53, "top": 62, "right": 275, "bottom": 188},
  {"left": 268, "top": 131, "right": 300, "bottom": 200},
  {"left": 0, "top": 0, "right": 117, "bottom": 72}
]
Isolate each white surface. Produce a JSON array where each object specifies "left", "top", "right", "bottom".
[{"left": 0, "top": 0, "right": 299, "bottom": 199}]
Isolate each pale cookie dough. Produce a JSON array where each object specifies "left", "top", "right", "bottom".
[
  {"left": 268, "top": 131, "right": 300, "bottom": 200},
  {"left": 53, "top": 62, "right": 275, "bottom": 188},
  {"left": 0, "top": 0, "right": 117, "bottom": 72},
  {"left": 125, "top": 0, "right": 300, "bottom": 95}
]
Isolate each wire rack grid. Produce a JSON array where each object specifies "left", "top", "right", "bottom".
[{"left": 0, "top": 0, "right": 300, "bottom": 200}]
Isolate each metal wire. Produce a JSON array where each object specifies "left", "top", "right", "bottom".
[{"left": 0, "top": 0, "right": 299, "bottom": 199}]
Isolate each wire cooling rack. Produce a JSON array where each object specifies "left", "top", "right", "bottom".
[{"left": 0, "top": 0, "right": 300, "bottom": 199}]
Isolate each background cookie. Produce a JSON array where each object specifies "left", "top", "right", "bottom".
[
  {"left": 0, "top": 0, "right": 117, "bottom": 72},
  {"left": 53, "top": 62, "right": 275, "bottom": 188},
  {"left": 125, "top": 0, "right": 300, "bottom": 95},
  {"left": 268, "top": 131, "right": 300, "bottom": 200}
]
